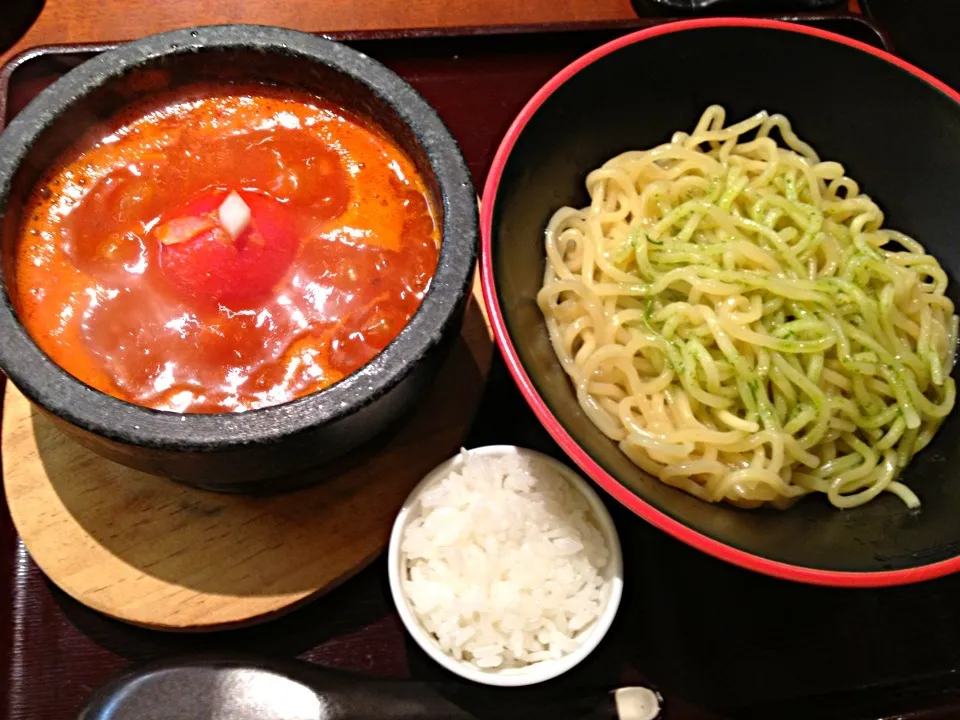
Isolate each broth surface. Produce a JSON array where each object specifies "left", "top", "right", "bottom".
[{"left": 15, "top": 84, "right": 440, "bottom": 413}]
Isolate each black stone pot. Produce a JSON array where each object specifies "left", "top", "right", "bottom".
[{"left": 0, "top": 25, "right": 478, "bottom": 492}]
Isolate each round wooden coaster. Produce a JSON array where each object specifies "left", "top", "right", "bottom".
[{"left": 2, "top": 277, "right": 492, "bottom": 631}]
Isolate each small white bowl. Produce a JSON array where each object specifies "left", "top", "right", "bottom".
[{"left": 387, "top": 445, "right": 624, "bottom": 687}]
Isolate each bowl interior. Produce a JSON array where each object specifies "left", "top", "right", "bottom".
[{"left": 488, "top": 24, "right": 960, "bottom": 576}]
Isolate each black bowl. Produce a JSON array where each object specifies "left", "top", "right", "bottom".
[
  {"left": 482, "top": 18, "right": 960, "bottom": 586},
  {"left": 0, "top": 25, "right": 478, "bottom": 492}
]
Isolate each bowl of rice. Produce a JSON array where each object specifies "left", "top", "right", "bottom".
[{"left": 387, "top": 445, "right": 623, "bottom": 686}]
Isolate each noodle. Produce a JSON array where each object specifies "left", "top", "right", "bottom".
[{"left": 538, "top": 105, "right": 958, "bottom": 510}]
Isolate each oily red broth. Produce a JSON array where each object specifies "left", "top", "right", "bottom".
[{"left": 14, "top": 84, "right": 441, "bottom": 413}]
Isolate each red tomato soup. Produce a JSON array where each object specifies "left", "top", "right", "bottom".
[{"left": 14, "top": 84, "right": 441, "bottom": 413}]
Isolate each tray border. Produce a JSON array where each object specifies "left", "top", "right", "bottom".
[{"left": 0, "top": 13, "right": 891, "bottom": 133}]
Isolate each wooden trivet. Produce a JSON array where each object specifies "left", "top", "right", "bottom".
[{"left": 1, "top": 276, "right": 492, "bottom": 631}]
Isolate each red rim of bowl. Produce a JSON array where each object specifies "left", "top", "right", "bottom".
[{"left": 480, "top": 16, "right": 960, "bottom": 588}]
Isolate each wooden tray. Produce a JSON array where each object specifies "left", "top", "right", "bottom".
[{"left": 5, "top": 16, "right": 960, "bottom": 720}]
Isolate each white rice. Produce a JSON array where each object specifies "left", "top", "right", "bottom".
[{"left": 400, "top": 449, "right": 611, "bottom": 671}]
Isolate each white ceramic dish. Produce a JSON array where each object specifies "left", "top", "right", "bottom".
[{"left": 387, "top": 445, "right": 624, "bottom": 687}]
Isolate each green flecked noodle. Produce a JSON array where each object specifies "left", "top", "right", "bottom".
[{"left": 538, "top": 105, "right": 958, "bottom": 509}]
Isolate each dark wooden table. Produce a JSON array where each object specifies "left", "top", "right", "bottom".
[{"left": 3, "top": 2, "right": 960, "bottom": 719}]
